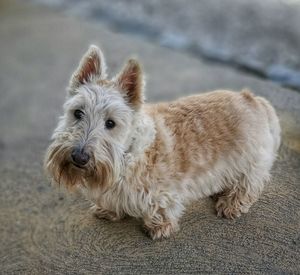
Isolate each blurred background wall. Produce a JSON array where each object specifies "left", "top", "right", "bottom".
[{"left": 31, "top": 0, "right": 300, "bottom": 90}]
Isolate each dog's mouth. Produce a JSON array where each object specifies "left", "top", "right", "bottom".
[{"left": 71, "top": 162, "right": 87, "bottom": 169}]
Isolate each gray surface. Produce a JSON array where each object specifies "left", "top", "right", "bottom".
[
  {"left": 32, "top": 0, "right": 300, "bottom": 90},
  {"left": 0, "top": 0, "right": 300, "bottom": 274}
]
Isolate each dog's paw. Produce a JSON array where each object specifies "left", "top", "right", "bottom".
[
  {"left": 90, "top": 205, "right": 123, "bottom": 221},
  {"left": 215, "top": 196, "right": 251, "bottom": 219},
  {"left": 215, "top": 198, "right": 241, "bottom": 219},
  {"left": 215, "top": 191, "right": 254, "bottom": 219},
  {"left": 144, "top": 222, "right": 179, "bottom": 240}
]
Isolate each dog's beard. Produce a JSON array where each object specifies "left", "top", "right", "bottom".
[
  {"left": 44, "top": 142, "right": 121, "bottom": 190},
  {"left": 89, "top": 141, "right": 124, "bottom": 189},
  {"left": 44, "top": 143, "right": 85, "bottom": 189}
]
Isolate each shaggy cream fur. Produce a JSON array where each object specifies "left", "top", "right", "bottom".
[{"left": 45, "top": 45, "right": 281, "bottom": 239}]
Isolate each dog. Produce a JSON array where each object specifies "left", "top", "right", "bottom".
[{"left": 44, "top": 45, "right": 281, "bottom": 240}]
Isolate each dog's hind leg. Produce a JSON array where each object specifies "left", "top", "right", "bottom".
[{"left": 215, "top": 168, "right": 270, "bottom": 219}]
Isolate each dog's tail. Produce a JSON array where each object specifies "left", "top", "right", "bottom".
[{"left": 256, "top": 95, "right": 281, "bottom": 153}]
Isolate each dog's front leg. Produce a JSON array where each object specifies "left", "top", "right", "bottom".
[
  {"left": 90, "top": 204, "right": 125, "bottom": 222},
  {"left": 143, "top": 209, "right": 180, "bottom": 240}
]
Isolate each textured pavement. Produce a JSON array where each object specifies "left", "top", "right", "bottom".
[{"left": 0, "top": 0, "right": 299, "bottom": 274}]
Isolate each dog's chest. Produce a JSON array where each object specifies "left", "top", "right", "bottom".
[{"left": 84, "top": 180, "right": 149, "bottom": 217}]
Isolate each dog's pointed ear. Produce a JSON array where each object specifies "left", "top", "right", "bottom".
[
  {"left": 68, "top": 45, "right": 107, "bottom": 94},
  {"left": 114, "top": 59, "right": 144, "bottom": 110}
]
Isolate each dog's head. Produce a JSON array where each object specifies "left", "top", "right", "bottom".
[{"left": 44, "top": 45, "right": 144, "bottom": 189}]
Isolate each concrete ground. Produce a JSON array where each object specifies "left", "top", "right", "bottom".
[{"left": 0, "top": 0, "right": 299, "bottom": 274}]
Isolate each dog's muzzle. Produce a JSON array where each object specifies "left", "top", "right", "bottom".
[{"left": 71, "top": 147, "right": 90, "bottom": 167}]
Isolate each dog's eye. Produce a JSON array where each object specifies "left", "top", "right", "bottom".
[
  {"left": 105, "top": 119, "right": 116, "bottom": 129},
  {"left": 74, "top": 109, "right": 84, "bottom": 119}
]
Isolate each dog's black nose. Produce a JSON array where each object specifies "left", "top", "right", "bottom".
[{"left": 71, "top": 147, "right": 90, "bottom": 166}]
